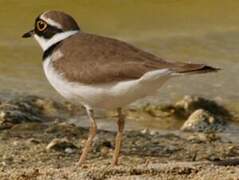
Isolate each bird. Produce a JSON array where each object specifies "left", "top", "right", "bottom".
[{"left": 22, "top": 10, "right": 219, "bottom": 166}]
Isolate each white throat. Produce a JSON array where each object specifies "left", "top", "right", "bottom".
[{"left": 34, "top": 30, "right": 79, "bottom": 51}]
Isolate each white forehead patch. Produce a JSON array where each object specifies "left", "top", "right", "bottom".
[{"left": 40, "top": 13, "right": 62, "bottom": 29}]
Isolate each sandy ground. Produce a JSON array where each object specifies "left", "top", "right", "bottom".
[
  {"left": 0, "top": 122, "right": 239, "bottom": 180},
  {"left": 0, "top": 96, "right": 238, "bottom": 179}
]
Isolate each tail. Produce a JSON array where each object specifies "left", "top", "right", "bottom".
[{"left": 172, "top": 63, "right": 221, "bottom": 74}]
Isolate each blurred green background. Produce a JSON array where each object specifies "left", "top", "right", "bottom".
[{"left": 0, "top": 0, "right": 238, "bottom": 105}]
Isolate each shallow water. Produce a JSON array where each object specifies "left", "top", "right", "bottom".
[{"left": 0, "top": 0, "right": 238, "bottom": 106}]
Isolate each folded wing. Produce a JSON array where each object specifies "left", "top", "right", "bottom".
[{"left": 52, "top": 32, "right": 219, "bottom": 84}]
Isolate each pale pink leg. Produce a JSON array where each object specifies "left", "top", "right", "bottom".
[
  {"left": 112, "top": 108, "right": 125, "bottom": 166},
  {"left": 78, "top": 108, "right": 97, "bottom": 165}
]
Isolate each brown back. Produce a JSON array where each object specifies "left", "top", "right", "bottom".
[{"left": 52, "top": 32, "right": 218, "bottom": 84}]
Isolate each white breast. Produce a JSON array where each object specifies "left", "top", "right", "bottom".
[{"left": 43, "top": 56, "right": 173, "bottom": 109}]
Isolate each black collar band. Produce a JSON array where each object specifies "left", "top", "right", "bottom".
[{"left": 42, "top": 41, "right": 62, "bottom": 60}]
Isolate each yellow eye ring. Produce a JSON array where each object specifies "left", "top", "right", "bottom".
[{"left": 36, "top": 20, "right": 47, "bottom": 31}]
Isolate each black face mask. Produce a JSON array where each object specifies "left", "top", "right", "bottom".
[{"left": 34, "top": 17, "right": 63, "bottom": 39}]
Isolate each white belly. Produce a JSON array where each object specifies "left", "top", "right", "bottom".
[{"left": 43, "top": 57, "right": 173, "bottom": 109}]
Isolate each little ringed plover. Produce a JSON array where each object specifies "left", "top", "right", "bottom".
[{"left": 22, "top": 10, "right": 219, "bottom": 166}]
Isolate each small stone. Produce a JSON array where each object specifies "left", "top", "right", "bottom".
[
  {"left": 81, "top": 139, "right": 86, "bottom": 145},
  {"left": 100, "top": 146, "right": 110, "bottom": 157},
  {"left": 149, "top": 130, "right": 157, "bottom": 135},
  {"left": 190, "top": 133, "right": 208, "bottom": 142},
  {"left": 12, "top": 141, "right": 19, "bottom": 146},
  {"left": 175, "top": 95, "right": 194, "bottom": 111},
  {"left": 11, "top": 123, "right": 45, "bottom": 131},
  {"left": 28, "top": 138, "right": 41, "bottom": 144},
  {"left": 65, "top": 147, "right": 75, "bottom": 154},
  {"left": 0, "top": 111, "right": 6, "bottom": 119},
  {"left": 2, "top": 155, "right": 13, "bottom": 162},
  {"left": 46, "top": 138, "right": 78, "bottom": 151},
  {"left": 35, "top": 98, "right": 58, "bottom": 115},
  {"left": 141, "top": 128, "right": 150, "bottom": 134},
  {"left": 174, "top": 96, "right": 232, "bottom": 121},
  {"left": 0, "top": 98, "right": 44, "bottom": 129},
  {"left": 181, "top": 109, "right": 225, "bottom": 132},
  {"left": 1, "top": 161, "right": 7, "bottom": 166}
]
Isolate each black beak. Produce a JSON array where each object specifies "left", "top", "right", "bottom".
[{"left": 22, "top": 29, "right": 34, "bottom": 38}]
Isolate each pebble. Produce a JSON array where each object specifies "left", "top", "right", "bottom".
[
  {"left": 65, "top": 148, "right": 75, "bottom": 154},
  {"left": 46, "top": 138, "right": 78, "bottom": 151},
  {"left": 181, "top": 109, "right": 225, "bottom": 132}
]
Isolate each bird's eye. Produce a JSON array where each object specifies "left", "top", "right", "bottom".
[{"left": 36, "top": 20, "right": 47, "bottom": 31}]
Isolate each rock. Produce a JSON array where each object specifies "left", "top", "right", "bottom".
[
  {"left": 0, "top": 104, "right": 43, "bottom": 124},
  {"left": 95, "top": 140, "right": 113, "bottom": 154},
  {"left": 45, "top": 122, "right": 84, "bottom": 137},
  {"left": 186, "top": 133, "right": 221, "bottom": 143},
  {"left": 1, "top": 161, "right": 7, "bottom": 166},
  {"left": 141, "top": 128, "right": 150, "bottom": 134},
  {"left": 11, "top": 122, "right": 46, "bottom": 131},
  {"left": 34, "top": 98, "right": 59, "bottom": 116},
  {"left": 34, "top": 97, "right": 81, "bottom": 117},
  {"left": 65, "top": 147, "right": 76, "bottom": 154},
  {"left": 181, "top": 109, "right": 226, "bottom": 132},
  {"left": 174, "top": 96, "right": 232, "bottom": 121},
  {"left": 27, "top": 138, "right": 41, "bottom": 144},
  {"left": 46, "top": 138, "right": 78, "bottom": 152},
  {"left": 100, "top": 146, "right": 111, "bottom": 157},
  {"left": 141, "top": 104, "right": 174, "bottom": 117},
  {"left": 0, "top": 95, "right": 85, "bottom": 130},
  {"left": 0, "top": 97, "right": 46, "bottom": 129}
]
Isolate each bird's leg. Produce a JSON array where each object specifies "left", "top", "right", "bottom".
[
  {"left": 78, "top": 108, "right": 97, "bottom": 165},
  {"left": 112, "top": 107, "right": 125, "bottom": 166}
]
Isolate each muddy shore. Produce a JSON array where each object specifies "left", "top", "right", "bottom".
[{"left": 0, "top": 95, "right": 238, "bottom": 179}]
